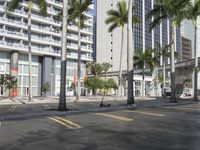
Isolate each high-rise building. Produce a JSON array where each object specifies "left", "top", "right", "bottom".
[
  {"left": 181, "top": 36, "right": 192, "bottom": 61},
  {"left": 0, "top": 0, "right": 94, "bottom": 96},
  {"left": 96, "top": 0, "right": 181, "bottom": 96}
]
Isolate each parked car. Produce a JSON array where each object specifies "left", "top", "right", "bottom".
[
  {"left": 163, "top": 87, "right": 171, "bottom": 97},
  {"left": 180, "top": 88, "right": 193, "bottom": 98}
]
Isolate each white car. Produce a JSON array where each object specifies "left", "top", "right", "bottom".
[{"left": 180, "top": 88, "right": 193, "bottom": 98}]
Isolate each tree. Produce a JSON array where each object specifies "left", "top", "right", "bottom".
[
  {"left": 58, "top": 0, "right": 68, "bottom": 111},
  {"left": 84, "top": 77, "right": 104, "bottom": 95},
  {"left": 100, "top": 62, "right": 111, "bottom": 105},
  {"left": 41, "top": 82, "right": 51, "bottom": 96},
  {"left": 7, "top": 0, "right": 47, "bottom": 101},
  {"left": 148, "top": 0, "right": 188, "bottom": 102},
  {"left": 100, "top": 78, "right": 117, "bottom": 107},
  {"left": 134, "top": 48, "right": 158, "bottom": 98},
  {"left": 67, "top": 0, "right": 93, "bottom": 101},
  {"left": 0, "top": 74, "right": 17, "bottom": 97},
  {"left": 105, "top": 0, "right": 138, "bottom": 97},
  {"left": 86, "top": 62, "right": 103, "bottom": 77},
  {"left": 127, "top": 0, "right": 134, "bottom": 105},
  {"left": 85, "top": 62, "right": 103, "bottom": 95},
  {"left": 186, "top": 0, "right": 200, "bottom": 101}
]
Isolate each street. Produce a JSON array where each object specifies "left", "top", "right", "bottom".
[{"left": 0, "top": 103, "right": 200, "bottom": 150}]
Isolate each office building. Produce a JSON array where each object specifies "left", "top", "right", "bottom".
[
  {"left": 96, "top": 0, "right": 181, "bottom": 96},
  {"left": 181, "top": 36, "right": 192, "bottom": 61},
  {"left": 0, "top": 0, "right": 94, "bottom": 96}
]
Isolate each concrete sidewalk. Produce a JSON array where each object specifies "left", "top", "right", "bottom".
[{"left": 0, "top": 96, "right": 157, "bottom": 105}]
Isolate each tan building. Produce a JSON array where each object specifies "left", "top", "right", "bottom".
[{"left": 181, "top": 37, "right": 192, "bottom": 61}]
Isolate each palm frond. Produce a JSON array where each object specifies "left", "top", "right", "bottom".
[
  {"left": 36, "top": 0, "right": 47, "bottom": 16},
  {"left": 7, "top": 0, "right": 22, "bottom": 11},
  {"left": 108, "top": 23, "right": 118, "bottom": 32}
]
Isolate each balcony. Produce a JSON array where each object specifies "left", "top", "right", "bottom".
[
  {"left": 0, "top": 41, "right": 59, "bottom": 56},
  {"left": 0, "top": 29, "right": 61, "bottom": 46},
  {"left": 46, "top": 0, "right": 62, "bottom": 8}
]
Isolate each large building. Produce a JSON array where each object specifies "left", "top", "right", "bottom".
[
  {"left": 96, "top": 0, "right": 181, "bottom": 96},
  {"left": 0, "top": 0, "right": 94, "bottom": 96},
  {"left": 181, "top": 36, "right": 192, "bottom": 61}
]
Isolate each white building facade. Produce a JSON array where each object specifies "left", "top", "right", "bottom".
[{"left": 0, "top": 0, "right": 94, "bottom": 96}]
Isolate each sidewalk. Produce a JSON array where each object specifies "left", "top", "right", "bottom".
[
  {"left": 0, "top": 96, "right": 157, "bottom": 105},
  {"left": 0, "top": 96, "right": 198, "bottom": 121}
]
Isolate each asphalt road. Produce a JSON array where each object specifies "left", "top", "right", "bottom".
[{"left": 0, "top": 103, "right": 200, "bottom": 150}]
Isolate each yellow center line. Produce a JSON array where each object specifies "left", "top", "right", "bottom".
[
  {"left": 48, "top": 117, "right": 74, "bottom": 129},
  {"left": 94, "top": 113, "right": 133, "bottom": 122},
  {"left": 125, "top": 110, "right": 165, "bottom": 117},
  {"left": 7, "top": 106, "right": 14, "bottom": 112},
  {"left": 11, "top": 106, "right": 17, "bottom": 112},
  {"left": 54, "top": 116, "right": 82, "bottom": 128}
]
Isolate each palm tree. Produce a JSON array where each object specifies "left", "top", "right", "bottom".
[
  {"left": 100, "top": 62, "right": 111, "bottom": 106},
  {"left": 58, "top": 0, "right": 68, "bottom": 111},
  {"left": 148, "top": 0, "right": 188, "bottom": 102},
  {"left": 68, "top": 0, "right": 92, "bottom": 101},
  {"left": 156, "top": 44, "right": 179, "bottom": 96},
  {"left": 127, "top": 0, "right": 134, "bottom": 104},
  {"left": 105, "top": 0, "right": 138, "bottom": 97},
  {"left": 7, "top": 0, "right": 47, "bottom": 101},
  {"left": 186, "top": 0, "right": 200, "bottom": 101},
  {"left": 86, "top": 62, "right": 103, "bottom": 95},
  {"left": 86, "top": 62, "right": 103, "bottom": 77},
  {"left": 134, "top": 48, "right": 158, "bottom": 98},
  {"left": 156, "top": 44, "right": 171, "bottom": 95}
]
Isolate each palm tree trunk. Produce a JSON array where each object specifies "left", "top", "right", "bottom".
[
  {"left": 117, "top": 27, "right": 124, "bottom": 97},
  {"left": 127, "top": 0, "right": 134, "bottom": 104},
  {"left": 194, "top": 22, "right": 198, "bottom": 101},
  {"left": 101, "top": 72, "right": 107, "bottom": 105},
  {"left": 28, "top": 1, "right": 32, "bottom": 101},
  {"left": 162, "top": 57, "right": 166, "bottom": 96},
  {"left": 58, "top": 0, "right": 68, "bottom": 111},
  {"left": 170, "top": 25, "right": 176, "bottom": 102},
  {"left": 76, "top": 22, "right": 81, "bottom": 101},
  {"left": 142, "top": 68, "right": 145, "bottom": 98}
]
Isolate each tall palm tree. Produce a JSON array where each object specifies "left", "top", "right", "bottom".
[
  {"left": 127, "top": 0, "right": 134, "bottom": 104},
  {"left": 68, "top": 0, "right": 92, "bottom": 101},
  {"left": 134, "top": 48, "right": 158, "bottom": 98},
  {"left": 148, "top": 0, "right": 188, "bottom": 102},
  {"left": 105, "top": 0, "right": 127, "bottom": 97},
  {"left": 7, "top": 0, "right": 47, "bottom": 101},
  {"left": 186, "top": 0, "right": 200, "bottom": 101},
  {"left": 105, "top": 0, "right": 138, "bottom": 97},
  {"left": 156, "top": 44, "right": 171, "bottom": 95},
  {"left": 58, "top": 0, "right": 68, "bottom": 111},
  {"left": 156, "top": 44, "right": 179, "bottom": 95}
]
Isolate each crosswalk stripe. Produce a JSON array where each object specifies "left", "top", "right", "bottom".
[
  {"left": 125, "top": 110, "right": 165, "bottom": 117},
  {"left": 94, "top": 113, "right": 133, "bottom": 121}
]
